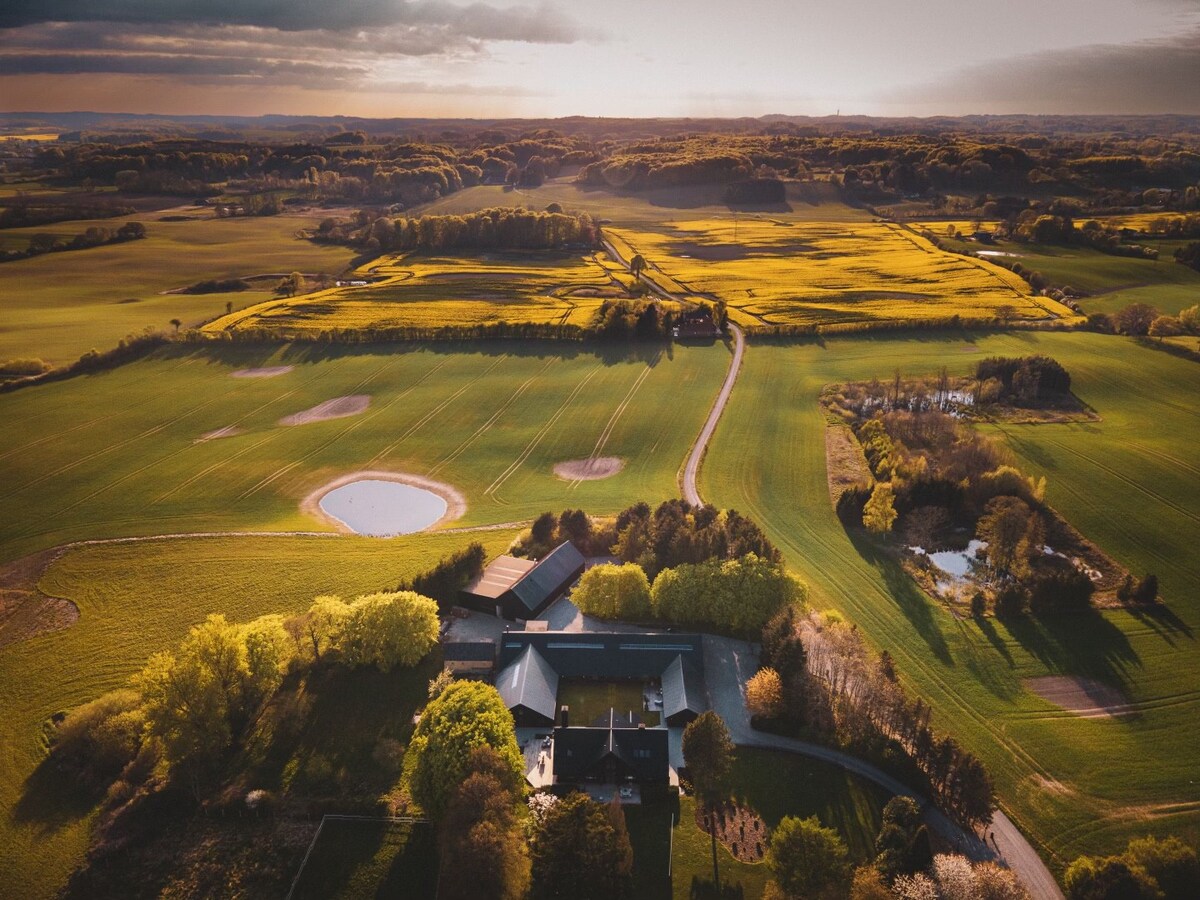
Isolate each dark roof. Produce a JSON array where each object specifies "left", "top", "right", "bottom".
[
  {"left": 508, "top": 541, "right": 586, "bottom": 613},
  {"left": 661, "top": 654, "right": 708, "bottom": 720},
  {"left": 499, "top": 631, "right": 705, "bottom": 680},
  {"left": 553, "top": 711, "right": 670, "bottom": 783},
  {"left": 442, "top": 641, "right": 496, "bottom": 662},
  {"left": 496, "top": 645, "right": 559, "bottom": 722}
]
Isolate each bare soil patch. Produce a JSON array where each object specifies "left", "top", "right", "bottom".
[
  {"left": 300, "top": 470, "right": 466, "bottom": 533},
  {"left": 553, "top": 456, "right": 624, "bottom": 481},
  {"left": 696, "top": 801, "right": 769, "bottom": 863},
  {"left": 279, "top": 394, "right": 369, "bottom": 426},
  {"left": 0, "top": 547, "right": 78, "bottom": 649},
  {"left": 824, "top": 425, "right": 872, "bottom": 507},
  {"left": 231, "top": 366, "right": 294, "bottom": 379},
  {"left": 564, "top": 286, "right": 629, "bottom": 298},
  {"left": 196, "top": 426, "right": 243, "bottom": 442},
  {"left": 1025, "top": 675, "right": 1133, "bottom": 718}
]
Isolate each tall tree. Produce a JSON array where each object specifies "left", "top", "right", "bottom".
[
  {"left": 683, "top": 711, "right": 735, "bottom": 885},
  {"left": 768, "top": 815, "right": 852, "bottom": 900},
  {"left": 531, "top": 793, "right": 632, "bottom": 900}
]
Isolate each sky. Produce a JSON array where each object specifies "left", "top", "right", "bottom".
[{"left": 1, "top": 0, "right": 1199, "bottom": 118}]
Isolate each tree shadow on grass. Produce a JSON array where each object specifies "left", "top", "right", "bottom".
[
  {"left": 12, "top": 752, "right": 105, "bottom": 833},
  {"left": 1127, "top": 603, "right": 1194, "bottom": 648},
  {"left": 166, "top": 337, "right": 674, "bottom": 370},
  {"left": 849, "top": 531, "right": 953, "bottom": 665},
  {"left": 973, "top": 615, "right": 1015, "bottom": 669},
  {"left": 1003, "top": 609, "right": 1141, "bottom": 693},
  {"left": 690, "top": 877, "right": 746, "bottom": 900}
]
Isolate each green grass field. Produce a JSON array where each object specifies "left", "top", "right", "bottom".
[
  {"left": 0, "top": 213, "right": 355, "bottom": 365},
  {"left": 702, "top": 330, "right": 1200, "bottom": 873},
  {"left": 0, "top": 532, "right": 514, "bottom": 897},
  {"left": 0, "top": 340, "right": 730, "bottom": 563},
  {"left": 942, "top": 234, "right": 1200, "bottom": 316},
  {"left": 206, "top": 250, "right": 639, "bottom": 335}
]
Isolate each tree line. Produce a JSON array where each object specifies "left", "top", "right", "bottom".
[{"left": 0, "top": 220, "right": 146, "bottom": 263}]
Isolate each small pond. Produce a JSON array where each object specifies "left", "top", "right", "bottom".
[
  {"left": 319, "top": 479, "right": 447, "bottom": 535},
  {"left": 910, "top": 539, "right": 987, "bottom": 578}
]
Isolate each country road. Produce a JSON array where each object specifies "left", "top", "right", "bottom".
[{"left": 681, "top": 323, "right": 744, "bottom": 506}]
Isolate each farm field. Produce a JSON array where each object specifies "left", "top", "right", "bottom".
[
  {"left": 702, "top": 330, "right": 1200, "bottom": 874},
  {"left": 0, "top": 532, "right": 515, "bottom": 897},
  {"left": 0, "top": 213, "right": 355, "bottom": 365},
  {"left": 409, "top": 178, "right": 865, "bottom": 225},
  {"left": 938, "top": 232, "right": 1200, "bottom": 315},
  {"left": 206, "top": 250, "right": 641, "bottom": 336},
  {"left": 608, "top": 219, "right": 1078, "bottom": 329},
  {"left": 0, "top": 340, "right": 731, "bottom": 563}
]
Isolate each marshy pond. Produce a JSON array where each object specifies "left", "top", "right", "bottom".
[{"left": 318, "top": 479, "right": 447, "bottom": 535}]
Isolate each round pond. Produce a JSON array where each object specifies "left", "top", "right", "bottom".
[{"left": 318, "top": 479, "right": 448, "bottom": 535}]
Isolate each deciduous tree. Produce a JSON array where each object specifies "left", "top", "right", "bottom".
[
  {"left": 768, "top": 815, "right": 852, "bottom": 900},
  {"left": 570, "top": 563, "right": 651, "bottom": 620}
]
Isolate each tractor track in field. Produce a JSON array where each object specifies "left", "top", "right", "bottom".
[
  {"left": 368, "top": 356, "right": 506, "bottom": 468},
  {"left": 484, "top": 364, "right": 603, "bottom": 502},
  {"left": 568, "top": 355, "right": 658, "bottom": 489},
  {"left": 429, "top": 359, "right": 556, "bottom": 478}
]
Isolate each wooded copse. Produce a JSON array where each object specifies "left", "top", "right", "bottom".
[{"left": 313, "top": 206, "right": 599, "bottom": 253}]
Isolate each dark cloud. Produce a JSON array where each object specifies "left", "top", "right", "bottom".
[
  {"left": 0, "top": 53, "right": 368, "bottom": 87},
  {"left": 0, "top": 0, "right": 592, "bottom": 44},
  {"left": 886, "top": 28, "right": 1200, "bottom": 113}
]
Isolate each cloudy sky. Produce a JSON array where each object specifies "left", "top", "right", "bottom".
[{"left": 1, "top": 0, "right": 1198, "bottom": 117}]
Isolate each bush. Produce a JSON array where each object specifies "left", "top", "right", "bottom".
[
  {"left": 402, "top": 543, "right": 486, "bottom": 610},
  {"left": 1028, "top": 569, "right": 1095, "bottom": 615},
  {"left": 570, "top": 563, "right": 651, "bottom": 620},
  {"left": 50, "top": 689, "right": 145, "bottom": 788}
]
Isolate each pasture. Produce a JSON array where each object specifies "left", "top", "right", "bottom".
[
  {"left": 0, "top": 212, "right": 355, "bottom": 365},
  {"left": 938, "top": 231, "right": 1200, "bottom": 316},
  {"left": 0, "top": 532, "right": 516, "bottom": 897},
  {"left": 207, "top": 250, "right": 641, "bottom": 335},
  {"left": 607, "top": 219, "right": 1077, "bottom": 329},
  {"left": 0, "top": 341, "right": 731, "bottom": 563},
  {"left": 703, "top": 330, "right": 1200, "bottom": 873}
]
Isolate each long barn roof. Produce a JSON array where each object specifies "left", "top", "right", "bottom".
[
  {"left": 661, "top": 654, "right": 708, "bottom": 720},
  {"left": 508, "top": 541, "right": 586, "bottom": 613},
  {"left": 496, "top": 644, "right": 558, "bottom": 722}
]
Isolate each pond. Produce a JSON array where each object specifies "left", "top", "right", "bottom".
[
  {"left": 910, "top": 539, "right": 987, "bottom": 578},
  {"left": 318, "top": 479, "right": 447, "bottom": 536}
]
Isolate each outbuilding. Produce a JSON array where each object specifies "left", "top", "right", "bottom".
[
  {"left": 442, "top": 640, "right": 496, "bottom": 676},
  {"left": 460, "top": 541, "right": 585, "bottom": 621}
]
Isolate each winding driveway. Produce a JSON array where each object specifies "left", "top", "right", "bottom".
[
  {"left": 703, "top": 621, "right": 1064, "bottom": 898},
  {"left": 681, "top": 323, "right": 744, "bottom": 507}
]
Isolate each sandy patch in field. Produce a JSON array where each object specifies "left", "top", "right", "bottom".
[
  {"left": 1025, "top": 675, "right": 1133, "bottom": 718},
  {"left": 231, "top": 366, "right": 294, "bottom": 379},
  {"left": 824, "top": 425, "right": 872, "bottom": 507},
  {"left": 300, "top": 470, "right": 465, "bottom": 533},
  {"left": 0, "top": 548, "right": 79, "bottom": 649},
  {"left": 279, "top": 395, "right": 370, "bottom": 426},
  {"left": 196, "top": 426, "right": 243, "bottom": 442},
  {"left": 554, "top": 456, "right": 624, "bottom": 481}
]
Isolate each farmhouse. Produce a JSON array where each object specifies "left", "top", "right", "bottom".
[
  {"left": 673, "top": 307, "right": 721, "bottom": 340},
  {"left": 460, "top": 542, "right": 585, "bottom": 621},
  {"left": 553, "top": 709, "right": 670, "bottom": 791},
  {"left": 496, "top": 631, "right": 708, "bottom": 727}
]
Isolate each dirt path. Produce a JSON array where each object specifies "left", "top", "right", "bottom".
[{"left": 681, "top": 324, "right": 744, "bottom": 506}]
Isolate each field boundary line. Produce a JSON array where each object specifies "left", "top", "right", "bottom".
[{"left": 285, "top": 814, "right": 430, "bottom": 900}]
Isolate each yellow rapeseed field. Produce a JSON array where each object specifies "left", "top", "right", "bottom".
[
  {"left": 205, "top": 250, "right": 628, "bottom": 335},
  {"left": 608, "top": 218, "right": 1076, "bottom": 329}
]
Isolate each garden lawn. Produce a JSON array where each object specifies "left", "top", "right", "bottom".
[
  {"left": 702, "top": 330, "right": 1200, "bottom": 875},
  {"left": 0, "top": 340, "right": 731, "bottom": 563},
  {"left": 0, "top": 212, "right": 355, "bottom": 365}
]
